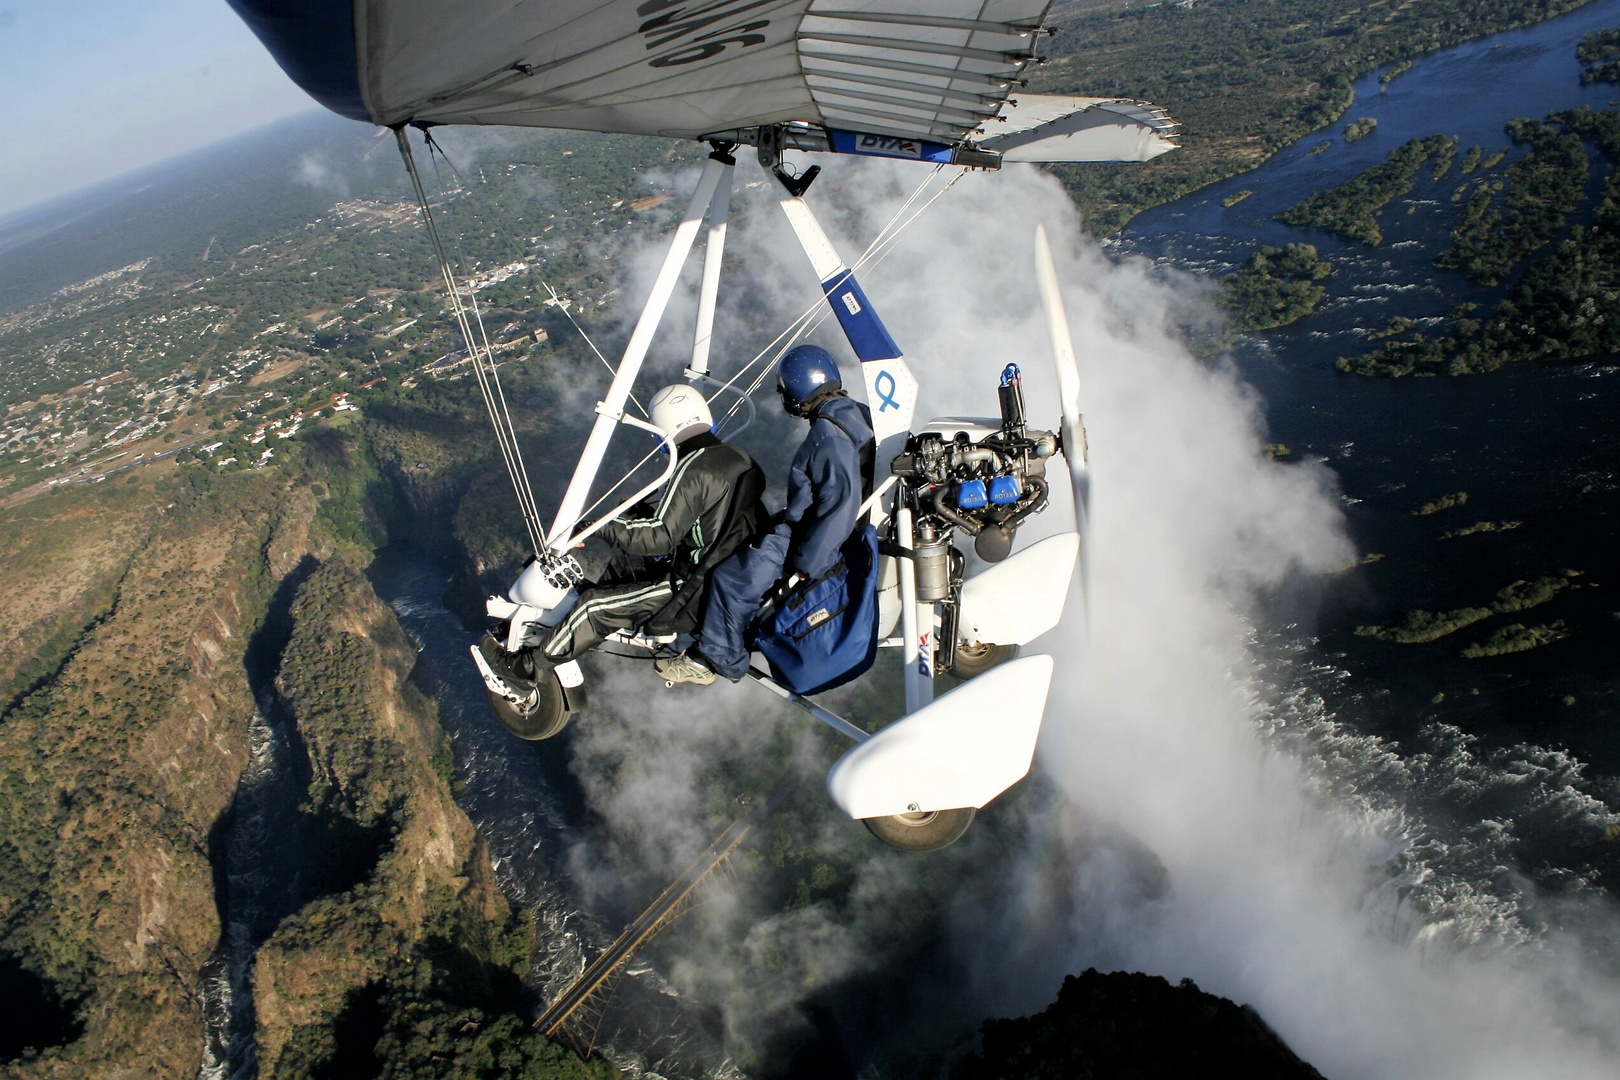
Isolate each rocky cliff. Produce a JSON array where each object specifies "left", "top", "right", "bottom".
[
  {"left": 248, "top": 557, "right": 610, "bottom": 1079},
  {"left": 0, "top": 430, "right": 601, "bottom": 1078},
  {"left": 0, "top": 468, "right": 316, "bottom": 1077}
]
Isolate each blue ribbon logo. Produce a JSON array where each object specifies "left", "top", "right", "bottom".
[{"left": 874, "top": 369, "right": 900, "bottom": 412}]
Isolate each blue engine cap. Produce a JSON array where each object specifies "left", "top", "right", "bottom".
[
  {"left": 957, "top": 478, "right": 989, "bottom": 510},
  {"left": 989, "top": 475, "right": 1023, "bottom": 505},
  {"left": 1000, "top": 362, "right": 1022, "bottom": 387}
]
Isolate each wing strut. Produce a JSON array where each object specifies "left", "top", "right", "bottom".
[
  {"left": 773, "top": 181, "right": 944, "bottom": 708},
  {"left": 774, "top": 191, "right": 918, "bottom": 460},
  {"left": 688, "top": 159, "right": 734, "bottom": 378},
  {"left": 546, "top": 146, "right": 735, "bottom": 553}
]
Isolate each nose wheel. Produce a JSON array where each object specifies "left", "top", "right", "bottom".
[
  {"left": 486, "top": 682, "right": 569, "bottom": 741},
  {"left": 475, "top": 633, "right": 571, "bottom": 740},
  {"left": 862, "top": 807, "right": 975, "bottom": 851}
]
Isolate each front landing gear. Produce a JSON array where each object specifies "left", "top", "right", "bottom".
[
  {"left": 485, "top": 683, "right": 569, "bottom": 741},
  {"left": 473, "top": 634, "right": 570, "bottom": 741},
  {"left": 862, "top": 807, "right": 976, "bottom": 851}
]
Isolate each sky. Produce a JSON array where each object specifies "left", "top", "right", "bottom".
[{"left": 0, "top": 0, "right": 319, "bottom": 218}]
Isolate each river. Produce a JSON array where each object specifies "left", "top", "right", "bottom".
[
  {"left": 1119, "top": 0, "right": 1620, "bottom": 774},
  {"left": 367, "top": 546, "right": 737, "bottom": 1078}
]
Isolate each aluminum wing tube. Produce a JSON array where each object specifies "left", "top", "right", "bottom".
[
  {"left": 980, "top": 94, "right": 1181, "bottom": 162},
  {"left": 545, "top": 155, "right": 728, "bottom": 552}
]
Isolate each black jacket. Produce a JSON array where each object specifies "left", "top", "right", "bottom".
[{"left": 598, "top": 431, "right": 767, "bottom": 632}]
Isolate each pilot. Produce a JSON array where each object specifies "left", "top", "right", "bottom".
[
  {"left": 538, "top": 383, "right": 767, "bottom": 664},
  {"left": 657, "top": 344, "right": 873, "bottom": 685}
]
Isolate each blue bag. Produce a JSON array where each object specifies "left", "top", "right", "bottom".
[{"left": 754, "top": 524, "right": 880, "bottom": 695}]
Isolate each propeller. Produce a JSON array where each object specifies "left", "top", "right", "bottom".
[{"left": 1033, "top": 225, "right": 1091, "bottom": 626}]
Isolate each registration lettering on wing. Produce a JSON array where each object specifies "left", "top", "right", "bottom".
[{"left": 639, "top": 0, "right": 773, "bottom": 68}]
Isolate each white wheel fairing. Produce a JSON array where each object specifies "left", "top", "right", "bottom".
[
  {"left": 957, "top": 532, "right": 1080, "bottom": 647},
  {"left": 826, "top": 655, "right": 1053, "bottom": 819}
]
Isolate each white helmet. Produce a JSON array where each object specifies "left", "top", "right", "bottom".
[{"left": 649, "top": 384, "right": 712, "bottom": 443}]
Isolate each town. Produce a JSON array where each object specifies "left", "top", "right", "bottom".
[{"left": 0, "top": 127, "right": 698, "bottom": 507}]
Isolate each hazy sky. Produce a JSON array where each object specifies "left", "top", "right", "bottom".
[{"left": 0, "top": 0, "right": 321, "bottom": 217}]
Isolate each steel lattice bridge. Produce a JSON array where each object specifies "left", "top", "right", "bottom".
[{"left": 533, "top": 771, "right": 803, "bottom": 1058}]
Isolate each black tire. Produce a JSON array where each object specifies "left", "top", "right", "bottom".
[
  {"left": 863, "top": 808, "right": 976, "bottom": 851},
  {"left": 948, "top": 641, "right": 1020, "bottom": 679},
  {"left": 486, "top": 680, "right": 569, "bottom": 741}
]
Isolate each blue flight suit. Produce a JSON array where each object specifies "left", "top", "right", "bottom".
[{"left": 696, "top": 393, "right": 874, "bottom": 679}]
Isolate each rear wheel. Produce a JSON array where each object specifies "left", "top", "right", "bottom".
[
  {"left": 948, "top": 641, "right": 1019, "bottom": 679},
  {"left": 863, "top": 807, "right": 975, "bottom": 851}
]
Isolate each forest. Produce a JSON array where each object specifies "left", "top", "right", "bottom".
[
  {"left": 1578, "top": 25, "right": 1620, "bottom": 81},
  {"left": 1219, "top": 244, "right": 1334, "bottom": 331},
  {"left": 1275, "top": 135, "right": 1460, "bottom": 246},
  {"left": 1435, "top": 117, "right": 1590, "bottom": 284}
]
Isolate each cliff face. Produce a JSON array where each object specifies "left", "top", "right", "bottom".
[
  {"left": 0, "top": 470, "right": 317, "bottom": 1078},
  {"left": 250, "top": 558, "right": 517, "bottom": 1075},
  {"left": 0, "top": 481, "right": 163, "bottom": 715},
  {"left": 952, "top": 969, "right": 1326, "bottom": 1080},
  {"left": 248, "top": 556, "right": 614, "bottom": 1079},
  {"left": 0, "top": 428, "right": 595, "bottom": 1078}
]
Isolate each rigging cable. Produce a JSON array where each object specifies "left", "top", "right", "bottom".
[
  {"left": 395, "top": 126, "right": 547, "bottom": 554},
  {"left": 538, "top": 280, "right": 648, "bottom": 419},
  {"left": 412, "top": 135, "right": 646, "bottom": 419},
  {"left": 395, "top": 138, "right": 962, "bottom": 550},
  {"left": 417, "top": 131, "right": 553, "bottom": 544},
  {"left": 502, "top": 160, "right": 964, "bottom": 529}
]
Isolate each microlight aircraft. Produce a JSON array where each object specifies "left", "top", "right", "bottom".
[{"left": 231, "top": 0, "right": 1179, "bottom": 850}]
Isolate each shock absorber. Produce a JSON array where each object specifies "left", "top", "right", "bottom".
[{"left": 998, "top": 362, "right": 1026, "bottom": 434}]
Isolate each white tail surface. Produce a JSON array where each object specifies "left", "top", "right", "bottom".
[
  {"left": 826, "top": 655, "right": 1053, "bottom": 819},
  {"left": 958, "top": 532, "right": 1079, "bottom": 647}
]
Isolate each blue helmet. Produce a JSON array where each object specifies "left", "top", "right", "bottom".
[{"left": 776, "top": 344, "right": 842, "bottom": 417}]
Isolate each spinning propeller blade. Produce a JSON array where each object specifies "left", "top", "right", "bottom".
[{"left": 1033, "top": 225, "right": 1091, "bottom": 624}]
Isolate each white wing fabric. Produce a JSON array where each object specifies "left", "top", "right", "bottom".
[
  {"left": 361, "top": 0, "right": 1051, "bottom": 141},
  {"left": 231, "top": 0, "right": 1178, "bottom": 160},
  {"left": 981, "top": 94, "right": 1180, "bottom": 162}
]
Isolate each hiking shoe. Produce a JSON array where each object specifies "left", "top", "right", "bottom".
[
  {"left": 475, "top": 632, "right": 540, "bottom": 706},
  {"left": 655, "top": 652, "right": 716, "bottom": 686}
]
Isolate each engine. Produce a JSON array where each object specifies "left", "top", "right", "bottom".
[{"left": 889, "top": 363, "right": 1059, "bottom": 565}]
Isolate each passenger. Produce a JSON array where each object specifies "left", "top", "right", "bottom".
[
  {"left": 657, "top": 345, "right": 873, "bottom": 686},
  {"left": 539, "top": 383, "right": 767, "bottom": 664}
]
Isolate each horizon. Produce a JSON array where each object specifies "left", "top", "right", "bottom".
[
  {"left": 0, "top": 105, "right": 338, "bottom": 231},
  {"left": 0, "top": 0, "right": 315, "bottom": 219}
]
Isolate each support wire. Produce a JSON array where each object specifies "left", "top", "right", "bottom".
[{"left": 395, "top": 126, "right": 547, "bottom": 554}]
